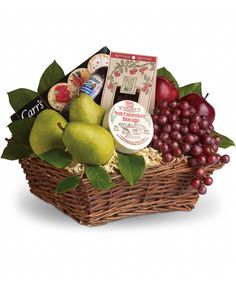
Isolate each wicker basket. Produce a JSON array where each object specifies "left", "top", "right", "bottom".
[{"left": 19, "top": 157, "right": 222, "bottom": 226}]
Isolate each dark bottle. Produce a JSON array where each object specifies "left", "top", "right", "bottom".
[
  {"left": 80, "top": 66, "right": 107, "bottom": 104},
  {"left": 61, "top": 66, "right": 107, "bottom": 120}
]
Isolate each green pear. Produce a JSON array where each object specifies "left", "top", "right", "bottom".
[
  {"left": 69, "top": 93, "right": 105, "bottom": 125},
  {"left": 29, "top": 110, "right": 67, "bottom": 155},
  {"left": 62, "top": 122, "right": 114, "bottom": 165}
]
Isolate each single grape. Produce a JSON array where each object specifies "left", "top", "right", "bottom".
[
  {"left": 206, "top": 154, "right": 217, "bottom": 165},
  {"left": 198, "top": 185, "right": 207, "bottom": 195},
  {"left": 163, "top": 124, "right": 172, "bottom": 133},
  {"left": 203, "top": 145, "right": 212, "bottom": 155},
  {"left": 180, "top": 126, "right": 189, "bottom": 135},
  {"left": 173, "top": 148, "right": 182, "bottom": 157},
  {"left": 208, "top": 125, "right": 214, "bottom": 131},
  {"left": 171, "top": 141, "right": 179, "bottom": 150},
  {"left": 189, "top": 123, "right": 200, "bottom": 133},
  {"left": 172, "top": 121, "right": 181, "bottom": 131},
  {"left": 193, "top": 134, "right": 199, "bottom": 143},
  {"left": 152, "top": 134, "right": 158, "bottom": 141},
  {"left": 168, "top": 114, "right": 178, "bottom": 123},
  {"left": 158, "top": 115, "right": 168, "bottom": 125},
  {"left": 190, "top": 114, "right": 201, "bottom": 123},
  {"left": 211, "top": 143, "right": 218, "bottom": 152},
  {"left": 196, "top": 167, "right": 205, "bottom": 178},
  {"left": 220, "top": 154, "right": 230, "bottom": 164},
  {"left": 181, "top": 143, "right": 191, "bottom": 154},
  {"left": 201, "top": 135, "right": 212, "bottom": 145},
  {"left": 215, "top": 153, "right": 221, "bottom": 163},
  {"left": 152, "top": 114, "right": 158, "bottom": 122},
  {"left": 203, "top": 176, "right": 213, "bottom": 186},
  {"left": 181, "top": 109, "right": 191, "bottom": 118},
  {"left": 161, "top": 109, "right": 171, "bottom": 116},
  {"left": 191, "top": 145, "right": 203, "bottom": 157},
  {"left": 153, "top": 124, "right": 160, "bottom": 133},
  {"left": 160, "top": 132, "right": 169, "bottom": 142},
  {"left": 189, "top": 157, "right": 197, "bottom": 167},
  {"left": 169, "top": 101, "right": 179, "bottom": 109},
  {"left": 213, "top": 136, "right": 221, "bottom": 145},
  {"left": 182, "top": 118, "right": 190, "bottom": 125},
  {"left": 196, "top": 155, "right": 206, "bottom": 166},
  {"left": 155, "top": 140, "right": 163, "bottom": 150},
  {"left": 180, "top": 101, "right": 190, "bottom": 110},
  {"left": 191, "top": 178, "right": 201, "bottom": 189},
  {"left": 152, "top": 140, "right": 160, "bottom": 150},
  {"left": 163, "top": 153, "right": 174, "bottom": 163},
  {"left": 171, "top": 131, "right": 182, "bottom": 141},
  {"left": 159, "top": 101, "right": 168, "bottom": 110},
  {"left": 174, "top": 109, "right": 181, "bottom": 116},
  {"left": 198, "top": 129, "right": 206, "bottom": 136},
  {"left": 184, "top": 133, "right": 196, "bottom": 144},
  {"left": 199, "top": 119, "right": 209, "bottom": 129},
  {"left": 160, "top": 143, "right": 169, "bottom": 154}
]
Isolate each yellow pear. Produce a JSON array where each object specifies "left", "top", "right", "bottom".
[
  {"left": 29, "top": 110, "right": 67, "bottom": 155},
  {"left": 62, "top": 122, "right": 114, "bottom": 165},
  {"left": 69, "top": 93, "right": 105, "bottom": 125}
]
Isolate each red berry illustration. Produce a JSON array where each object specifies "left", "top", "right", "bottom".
[
  {"left": 130, "top": 68, "right": 137, "bottom": 75},
  {"left": 108, "top": 83, "right": 113, "bottom": 89},
  {"left": 114, "top": 71, "right": 120, "bottom": 77}
]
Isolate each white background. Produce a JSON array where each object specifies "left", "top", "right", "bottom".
[{"left": 0, "top": 0, "right": 236, "bottom": 282}]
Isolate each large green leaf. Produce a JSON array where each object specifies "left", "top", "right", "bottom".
[
  {"left": 212, "top": 131, "right": 235, "bottom": 149},
  {"left": 38, "top": 60, "right": 65, "bottom": 94},
  {"left": 7, "top": 88, "right": 37, "bottom": 112},
  {"left": 39, "top": 148, "right": 72, "bottom": 168},
  {"left": 117, "top": 153, "right": 145, "bottom": 186},
  {"left": 8, "top": 117, "right": 35, "bottom": 145},
  {"left": 157, "top": 67, "right": 179, "bottom": 87},
  {"left": 55, "top": 175, "right": 80, "bottom": 194},
  {"left": 179, "top": 82, "right": 202, "bottom": 97},
  {"left": 85, "top": 166, "right": 114, "bottom": 190},
  {"left": 1, "top": 140, "right": 32, "bottom": 160}
]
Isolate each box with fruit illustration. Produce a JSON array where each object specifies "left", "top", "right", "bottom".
[{"left": 2, "top": 47, "right": 234, "bottom": 226}]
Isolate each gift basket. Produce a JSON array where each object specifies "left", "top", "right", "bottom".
[{"left": 2, "top": 47, "right": 234, "bottom": 226}]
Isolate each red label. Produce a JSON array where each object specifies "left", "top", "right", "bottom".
[{"left": 111, "top": 52, "right": 157, "bottom": 63}]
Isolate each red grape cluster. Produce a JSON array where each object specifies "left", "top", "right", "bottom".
[{"left": 151, "top": 100, "right": 230, "bottom": 194}]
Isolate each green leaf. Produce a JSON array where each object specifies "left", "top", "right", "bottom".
[
  {"left": 212, "top": 131, "right": 235, "bottom": 149},
  {"left": 85, "top": 166, "right": 114, "bottom": 190},
  {"left": 7, "top": 88, "right": 37, "bottom": 112},
  {"left": 8, "top": 117, "right": 35, "bottom": 145},
  {"left": 39, "top": 148, "right": 72, "bottom": 168},
  {"left": 157, "top": 67, "right": 179, "bottom": 87},
  {"left": 179, "top": 82, "right": 202, "bottom": 97},
  {"left": 38, "top": 60, "right": 65, "bottom": 94},
  {"left": 1, "top": 140, "right": 32, "bottom": 160},
  {"left": 55, "top": 175, "right": 80, "bottom": 194},
  {"left": 117, "top": 153, "right": 145, "bottom": 186}
]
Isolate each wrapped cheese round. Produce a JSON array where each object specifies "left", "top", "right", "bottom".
[{"left": 103, "top": 100, "right": 153, "bottom": 154}]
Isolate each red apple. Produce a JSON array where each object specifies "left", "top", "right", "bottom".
[
  {"left": 181, "top": 93, "right": 215, "bottom": 124},
  {"left": 155, "top": 76, "right": 179, "bottom": 105}
]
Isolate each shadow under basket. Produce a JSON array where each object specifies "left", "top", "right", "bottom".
[{"left": 19, "top": 157, "right": 222, "bottom": 226}]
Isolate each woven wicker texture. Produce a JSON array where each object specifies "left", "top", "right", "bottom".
[{"left": 19, "top": 157, "right": 222, "bottom": 226}]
